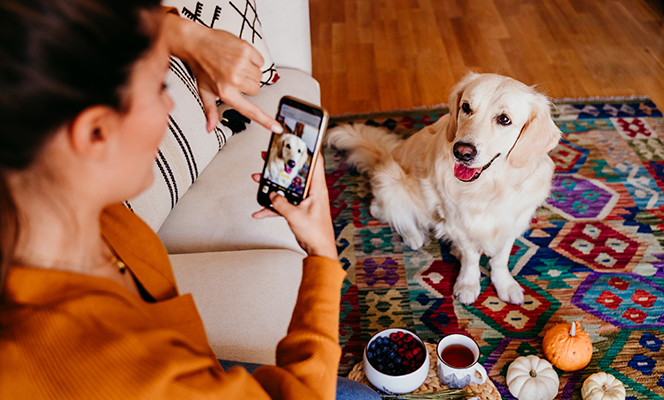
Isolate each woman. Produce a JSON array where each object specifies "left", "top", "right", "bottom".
[{"left": 0, "top": 1, "right": 378, "bottom": 398}]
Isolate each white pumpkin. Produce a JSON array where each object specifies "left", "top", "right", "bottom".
[
  {"left": 506, "top": 355, "right": 560, "bottom": 400},
  {"left": 581, "top": 372, "right": 626, "bottom": 400}
]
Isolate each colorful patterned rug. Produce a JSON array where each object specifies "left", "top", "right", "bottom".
[{"left": 325, "top": 98, "right": 664, "bottom": 399}]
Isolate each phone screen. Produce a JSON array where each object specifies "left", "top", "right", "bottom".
[{"left": 258, "top": 97, "right": 327, "bottom": 208}]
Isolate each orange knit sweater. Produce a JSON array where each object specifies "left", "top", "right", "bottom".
[{"left": 0, "top": 204, "right": 346, "bottom": 399}]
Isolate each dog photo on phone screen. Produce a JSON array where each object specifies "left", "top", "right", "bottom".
[{"left": 264, "top": 120, "right": 313, "bottom": 193}]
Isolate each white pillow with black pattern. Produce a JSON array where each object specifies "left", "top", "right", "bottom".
[
  {"left": 162, "top": 0, "right": 280, "bottom": 86},
  {"left": 125, "top": 57, "right": 234, "bottom": 232}
]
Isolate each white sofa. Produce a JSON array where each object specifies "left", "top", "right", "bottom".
[{"left": 159, "top": 0, "right": 323, "bottom": 365}]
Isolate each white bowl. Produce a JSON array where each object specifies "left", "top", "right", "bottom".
[{"left": 363, "top": 328, "right": 430, "bottom": 394}]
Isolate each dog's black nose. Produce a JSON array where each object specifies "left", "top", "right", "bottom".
[
  {"left": 453, "top": 142, "right": 477, "bottom": 163},
  {"left": 287, "top": 160, "right": 297, "bottom": 168}
]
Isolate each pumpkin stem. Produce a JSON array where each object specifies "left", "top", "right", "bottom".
[
  {"left": 570, "top": 321, "right": 577, "bottom": 337},
  {"left": 530, "top": 370, "right": 537, "bottom": 378}
]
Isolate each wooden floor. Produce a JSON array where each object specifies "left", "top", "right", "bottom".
[{"left": 310, "top": 0, "right": 664, "bottom": 116}]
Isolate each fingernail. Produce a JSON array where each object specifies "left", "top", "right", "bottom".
[{"left": 272, "top": 124, "right": 283, "bottom": 134}]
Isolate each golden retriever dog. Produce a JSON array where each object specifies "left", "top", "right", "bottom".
[
  {"left": 326, "top": 73, "right": 561, "bottom": 305},
  {"left": 265, "top": 133, "right": 309, "bottom": 188}
]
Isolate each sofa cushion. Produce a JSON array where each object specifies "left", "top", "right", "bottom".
[
  {"left": 157, "top": 68, "right": 320, "bottom": 254},
  {"left": 125, "top": 57, "right": 233, "bottom": 231},
  {"left": 162, "top": 0, "right": 279, "bottom": 86},
  {"left": 170, "top": 248, "right": 305, "bottom": 364}
]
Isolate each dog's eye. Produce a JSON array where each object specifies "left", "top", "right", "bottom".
[
  {"left": 286, "top": 144, "right": 291, "bottom": 149},
  {"left": 461, "top": 102, "right": 472, "bottom": 114},
  {"left": 497, "top": 114, "right": 511, "bottom": 126}
]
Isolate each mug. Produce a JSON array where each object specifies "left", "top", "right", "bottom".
[{"left": 436, "top": 334, "right": 487, "bottom": 389}]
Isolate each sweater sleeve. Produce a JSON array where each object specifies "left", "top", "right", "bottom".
[{"left": 253, "top": 256, "right": 347, "bottom": 400}]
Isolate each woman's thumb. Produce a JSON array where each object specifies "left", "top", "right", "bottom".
[{"left": 269, "top": 192, "right": 296, "bottom": 216}]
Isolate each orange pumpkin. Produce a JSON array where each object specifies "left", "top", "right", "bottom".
[{"left": 543, "top": 321, "right": 592, "bottom": 371}]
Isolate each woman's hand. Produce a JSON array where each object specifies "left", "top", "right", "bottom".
[
  {"left": 163, "top": 13, "right": 282, "bottom": 133},
  {"left": 252, "top": 154, "right": 337, "bottom": 260}
]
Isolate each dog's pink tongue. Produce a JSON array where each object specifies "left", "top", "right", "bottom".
[
  {"left": 285, "top": 166, "right": 292, "bottom": 174},
  {"left": 454, "top": 163, "right": 480, "bottom": 181}
]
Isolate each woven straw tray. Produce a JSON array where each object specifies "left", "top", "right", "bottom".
[{"left": 347, "top": 342, "right": 501, "bottom": 399}]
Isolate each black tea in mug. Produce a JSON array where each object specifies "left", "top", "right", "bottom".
[{"left": 440, "top": 344, "right": 475, "bottom": 368}]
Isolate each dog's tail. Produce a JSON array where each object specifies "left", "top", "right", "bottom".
[{"left": 326, "top": 123, "right": 403, "bottom": 174}]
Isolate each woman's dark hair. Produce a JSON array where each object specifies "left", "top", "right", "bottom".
[{"left": 0, "top": 0, "right": 161, "bottom": 295}]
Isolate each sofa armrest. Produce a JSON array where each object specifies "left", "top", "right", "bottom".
[{"left": 255, "top": 0, "right": 312, "bottom": 75}]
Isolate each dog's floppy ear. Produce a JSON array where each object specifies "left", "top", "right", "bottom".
[
  {"left": 445, "top": 72, "right": 480, "bottom": 143},
  {"left": 507, "top": 93, "right": 561, "bottom": 168},
  {"left": 276, "top": 135, "right": 286, "bottom": 158}
]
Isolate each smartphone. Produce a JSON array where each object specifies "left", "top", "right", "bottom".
[{"left": 257, "top": 96, "right": 329, "bottom": 209}]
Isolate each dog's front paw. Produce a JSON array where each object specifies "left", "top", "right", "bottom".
[
  {"left": 453, "top": 279, "right": 481, "bottom": 305},
  {"left": 400, "top": 231, "right": 427, "bottom": 250},
  {"left": 493, "top": 277, "right": 525, "bottom": 305}
]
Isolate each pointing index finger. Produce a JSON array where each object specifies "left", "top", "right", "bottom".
[{"left": 223, "top": 90, "right": 283, "bottom": 133}]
